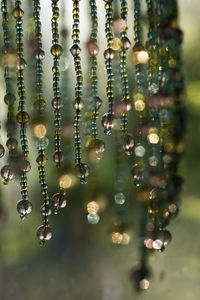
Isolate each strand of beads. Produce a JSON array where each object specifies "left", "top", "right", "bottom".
[
  {"left": 31, "top": 0, "right": 53, "bottom": 244},
  {"left": 85, "top": 0, "right": 105, "bottom": 162},
  {"left": 1, "top": 0, "right": 18, "bottom": 162},
  {"left": 12, "top": 0, "right": 32, "bottom": 218},
  {"left": 50, "top": 0, "right": 64, "bottom": 167},
  {"left": 118, "top": 0, "right": 133, "bottom": 155},
  {"left": 101, "top": 0, "right": 115, "bottom": 135},
  {"left": 70, "top": 0, "right": 89, "bottom": 184},
  {"left": 131, "top": 0, "right": 148, "bottom": 189}
]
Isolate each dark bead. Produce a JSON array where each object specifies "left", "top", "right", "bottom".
[
  {"left": 20, "top": 160, "right": 31, "bottom": 173},
  {"left": 33, "top": 48, "right": 45, "bottom": 60},
  {"left": 1, "top": 165, "right": 16, "bottom": 181},
  {"left": 0, "top": 144, "right": 5, "bottom": 158},
  {"left": 104, "top": 48, "right": 115, "bottom": 60},
  {"left": 36, "top": 225, "right": 53, "bottom": 242},
  {"left": 73, "top": 97, "right": 84, "bottom": 111},
  {"left": 86, "top": 39, "right": 99, "bottom": 56},
  {"left": 51, "top": 97, "right": 63, "bottom": 109},
  {"left": 121, "top": 37, "right": 131, "bottom": 51},
  {"left": 40, "top": 204, "right": 52, "bottom": 216},
  {"left": 16, "top": 112, "right": 30, "bottom": 124},
  {"left": 34, "top": 99, "right": 46, "bottom": 111},
  {"left": 101, "top": 113, "right": 115, "bottom": 133},
  {"left": 36, "top": 154, "right": 48, "bottom": 166},
  {"left": 94, "top": 97, "right": 103, "bottom": 110},
  {"left": 4, "top": 93, "right": 16, "bottom": 105},
  {"left": 52, "top": 193, "right": 67, "bottom": 213},
  {"left": 76, "top": 163, "right": 90, "bottom": 179},
  {"left": 17, "top": 58, "right": 27, "bottom": 70},
  {"left": 123, "top": 133, "right": 134, "bottom": 152},
  {"left": 17, "top": 200, "right": 32, "bottom": 218},
  {"left": 70, "top": 44, "right": 81, "bottom": 57},
  {"left": 131, "top": 265, "right": 151, "bottom": 290},
  {"left": 6, "top": 138, "right": 18, "bottom": 151},
  {"left": 53, "top": 151, "right": 64, "bottom": 163}
]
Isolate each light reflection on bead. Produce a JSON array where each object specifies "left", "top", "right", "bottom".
[
  {"left": 17, "top": 200, "right": 32, "bottom": 219},
  {"left": 114, "top": 192, "right": 126, "bottom": 205},
  {"left": 59, "top": 174, "right": 76, "bottom": 189},
  {"left": 87, "top": 201, "right": 99, "bottom": 214},
  {"left": 36, "top": 225, "right": 53, "bottom": 242},
  {"left": 0, "top": 144, "right": 5, "bottom": 158},
  {"left": 87, "top": 212, "right": 100, "bottom": 224}
]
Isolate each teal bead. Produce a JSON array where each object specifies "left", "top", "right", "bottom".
[
  {"left": 87, "top": 213, "right": 100, "bottom": 225},
  {"left": 36, "top": 137, "right": 49, "bottom": 150}
]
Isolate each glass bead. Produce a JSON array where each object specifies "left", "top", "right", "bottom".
[
  {"left": 53, "top": 151, "right": 64, "bottom": 163},
  {"left": 51, "top": 44, "right": 63, "bottom": 56},
  {"left": 51, "top": 97, "right": 63, "bottom": 109},
  {"left": 17, "top": 200, "right": 32, "bottom": 218},
  {"left": 134, "top": 143, "right": 146, "bottom": 157},
  {"left": 36, "top": 154, "right": 48, "bottom": 166},
  {"left": 114, "top": 192, "right": 126, "bottom": 205},
  {"left": 86, "top": 138, "right": 105, "bottom": 161},
  {"left": 1, "top": 165, "right": 16, "bottom": 181},
  {"left": 104, "top": 48, "right": 115, "bottom": 60},
  {"left": 123, "top": 133, "right": 134, "bottom": 152},
  {"left": 121, "top": 37, "right": 131, "bottom": 51},
  {"left": 34, "top": 99, "right": 46, "bottom": 111},
  {"left": 36, "top": 225, "right": 53, "bottom": 242},
  {"left": 87, "top": 213, "right": 100, "bottom": 224},
  {"left": 52, "top": 193, "right": 67, "bottom": 213},
  {"left": 33, "top": 48, "right": 45, "bottom": 60},
  {"left": 131, "top": 163, "right": 145, "bottom": 187},
  {"left": 131, "top": 266, "right": 151, "bottom": 290},
  {"left": 94, "top": 96, "right": 103, "bottom": 110},
  {"left": 76, "top": 163, "right": 90, "bottom": 180},
  {"left": 101, "top": 113, "right": 115, "bottom": 134},
  {"left": 86, "top": 39, "right": 99, "bottom": 56},
  {"left": 16, "top": 111, "right": 30, "bottom": 124},
  {"left": 36, "top": 137, "right": 49, "bottom": 150},
  {"left": 20, "top": 160, "right": 31, "bottom": 173},
  {"left": 70, "top": 45, "right": 81, "bottom": 57},
  {"left": 4, "top": 93, "right": 16, "bottom": 105},
  {"left": 73, "top": 97, "right": 84, "bottom": 111},
  {"left": 149, "top": 156, "right": 159, "bottom": 167},
  {"left": 17, "top": 57, "right": 27, "bottom": 70},
  {"left": 0, "top": 144, "right": 5, "bottom": 158},
  {"left": 12, "top": 7, "right": 24, "bottom": 19},
  {"left": 6, "top": 138, "right": 18, "bottom": 151}
]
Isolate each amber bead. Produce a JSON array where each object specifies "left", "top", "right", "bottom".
[
  {"left": 16, "top": 111, "right": 30, "bottom": 124},
  {"left": 51, "top": 44, "right": 63, "bottom": 57},
  {"left": 36, "top": 154, "right": 48, "bottom": 166}
]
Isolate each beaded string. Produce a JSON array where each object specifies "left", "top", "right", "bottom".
[
  {"left": 102, "top": 0, "right": 115, "bottom": 135},
  {"left": 88, "top": 0, "right": 101, "bottom": 140},
  {"left": 31, "top": 0, "right": 53, "bottom": 244},
  {"left": 50, "top": 0, "right": 64, "bottom": 168},
  {"left": 12, "top": 0, "right": 32, "bottom": 218},
  {"left": 70, "top": 0, "right": 89, "bottom": 184},
  {"left": 1, "top": 0, "right": 18, "bottom": 162},
  {"left": 119, "top": 0, "right": 130, "bottom": 136}
]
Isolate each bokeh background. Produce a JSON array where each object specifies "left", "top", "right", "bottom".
[{"left": 0, "top": 0, "right": 199, "bottom": 299}]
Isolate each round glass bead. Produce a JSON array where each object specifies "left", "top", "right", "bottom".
[
  {"left": 1, "top": 165, "right": 16, "bottom": 181},
  {"left": 6, "top": 138, "right": 18, "bottom": 151},
  {"left": 20, "top": 160, "right": 31, "bottom": 173},
  {"left": 17, "top": 200, "right": 32, "bottom": 219},
  {"left": 4, "top": 93, "right": 16, "bottom": 105},
  {"left": 33, "top": 48, "right": 45, "bottom": 60},
  {"left": 51, "top": 44, "right": 63, "bottom": 56},
  {"left": 40, "top": 204, "right": 52, "bottom": 216},
  {"left": 87, "top": 213, "right": 100, "bottom": 224},
  {"left": 134, "top": 143, "right": 146, "bottom": 157},
  {"left": 114, "top": 192, "right": 126, "bottom": 205},
  {"left": 0, "top": 144, "right": 5, "bottom": 158},
  {"left": 36, "top": 225, "right": 53, "bottom": 242},
  {"left": 52, "top": 193, "right": 67, "bottom": 213}
]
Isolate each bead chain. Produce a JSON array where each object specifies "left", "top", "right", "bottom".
[
  {"left": 32, "top": 0, "right": 50, "bottom": 229},
  {"left": 119, "top": 0, "right": 130, "bottom": 135},
  {"left": 51, "top": 0, "right": 64, "bottom": 168},
  {"left": 1, "top": 0, "right": 17, "bottom": 159},
  {"left": 71, "top": 0, "right": 89, "bottom": 184},
  {"left": 89, "top": 0, "right": 100, "bottom": 140},
  {"left": 13, "top": 0, "right": 30, "bottom": 209},
  {"left": 103, "top": 0, "right": 115, "bottom": 134}
]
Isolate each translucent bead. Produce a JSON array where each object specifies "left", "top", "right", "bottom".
[
  {"left": 104, "top": 48, "right": 115, "bottom": 60},
  {"left": 101, "top": 113, "right": 115, "bottom": 135},
  {"left": 33, "top": 48, "right": 45, "bottom": 60},
  {"left": 1, "top": 165, "right": 16, "bottom": 182},
  {"left": 0, "top": 144, "right": 5, "bottom": 158},
  {"left": 20, "top": 160, "right": 31, "bottom": 173},
  {"left": 86, "top": 138, "right": 105, "bottom": 161},
  {"left": 52, "top": 193, "right": 67, "bottom": 213},
  {"left": 149, "top": 156, "right": 158, "bottom": 167},
  {"left": 121, "top": 37, "right": 131, "bottom": 51},
  {"left": 6, "top": 138, "right": 18, "bottom": 151},
  {"left": 17, "top": 200, "right": 32, "bottom": 219},
  {"left": 131, "top": 266, "right": 151, "bottom": 290},
  {"left": 51, "top": 44, "right": 63, "bottom": 56},
  {"left": 94, "top": 96, "right": 103, "bottom": 110},
  {"left": 123, "top": 133, "right": 134, "bottom": 153},
  {"left": 4, "top": 93, "right": 16, "bottom": 105},
  {"left": 36, "top": 225, "right": 53, "bottom": 242},
  {"left": 36, "top": 137, "right": 49, "bottom": 150},
  {"left": 17, "top": 57, "right": 27, "bottom": 70},
  {"left": 134, "top": 143, "right": 146, "bottom": 157},
  {"left": 131, "top": 163, "right": 145, "bottom": 187},
  {"left": 51, "top": 97, "right": 63, "bottom": 109},
  {"left": 86, "top": 39, "right": 99, "bottom": 56},
  {"left": 53, "top": 152, "right": 64, "bottom": 163},
  {"left": 87, "top": 213, "right": 100, "bottom": 224},
  {"left": 76, "top": 163, "right": 90, "bottom": 181},
  {"left": 70, "top": 44, "right": 81, "bottom": 57},
  {"left": 114, "top": 192, "right": 126, "bottom": 205}
]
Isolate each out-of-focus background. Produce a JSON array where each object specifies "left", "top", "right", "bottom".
[{"left": 0, "top": 0, "right": 199, "bottom": 299}]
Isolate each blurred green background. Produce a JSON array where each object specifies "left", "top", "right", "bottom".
[{"left": 0, "top": 0, "right": 200, "bottom": 299}]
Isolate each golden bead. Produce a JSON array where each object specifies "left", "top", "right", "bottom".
[
  {"left": 33, "top": 124, "right": 47, "bottom": 138},
  {"left": 12, "top": 7, "right": 24, "bottom": 19},
  {"left": 16, "top": 111, "right": 30, "bottom": 124},
  {"left": 51, "top": 44, "right": 63, "bottom": 57},
  {"left": 36, "top": 154, "right": 48, "bottom": 166},
  {"left": 87, "top": 201, "right": 99, "bottom": 214},
  {"left": 59, "top": 174, "right": 76, "bottom": 189}
]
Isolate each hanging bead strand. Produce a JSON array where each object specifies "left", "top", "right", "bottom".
[
  {"left": 12, "top": 0, "right": 32, "bottom": 218},
  {"left": 102, "top": 0, "right": 115, "bottom": 136},
  {"left": 51, "top": 0, "right": 64, "bottom": 167},
  {"left": 1, "top": 0, "right": 18, "bottom": 162},
  {"left": 31, "top": 0, "right": 52, "bottom": 244},
  {"left": 70, "top": 0, "right": 89, "bottom": 184}
]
